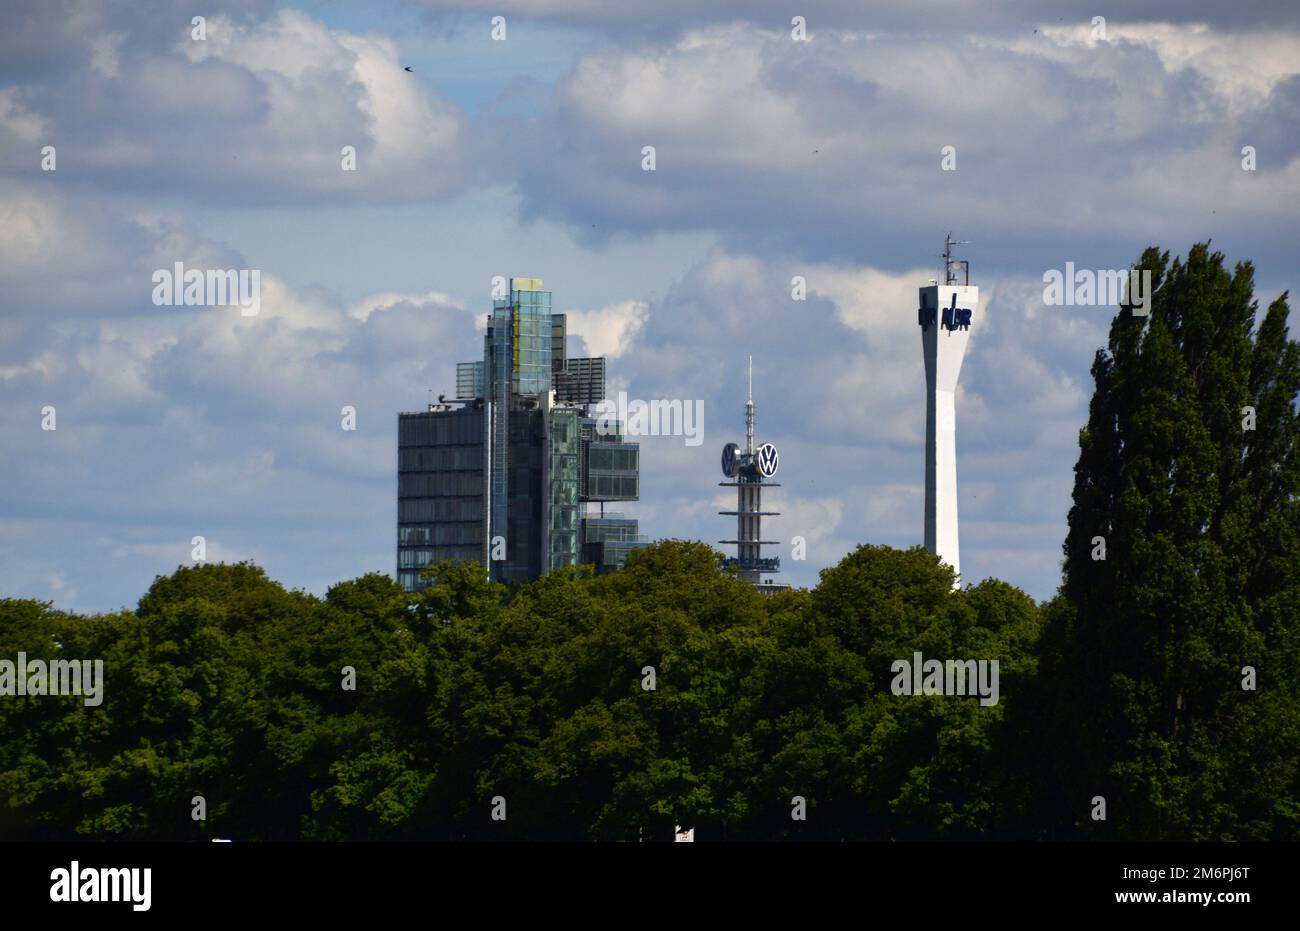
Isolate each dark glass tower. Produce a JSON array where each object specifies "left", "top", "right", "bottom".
[
  {"left": 396, "top": 406, "right": 485, "bottom": 592},
  {"left": 397, "top": 277, "right": 645, "bottom": 592}
]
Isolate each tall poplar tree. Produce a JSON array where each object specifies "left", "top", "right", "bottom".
[{"left": 1047, "top": 243, "right": 1300, "bottom": 839}]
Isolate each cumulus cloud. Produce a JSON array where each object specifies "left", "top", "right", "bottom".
[
  {"left": 0, "top": 88, "right": 48, "bottom": 142},
  {"left": 0, "top": 193, "right": 484, "bottom": 608},
  {"left": 562, "top": 299, "right": 647, "bottom": 358},
  {"left": 0, "top": 6, "right": 466, "bottom": 204},
  {"left": 486, "top": 20, "right": 1300, "bottom": 270}
]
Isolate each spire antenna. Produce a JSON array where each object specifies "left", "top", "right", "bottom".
[{"left": 745, "top": 355, "right": 755, "bottom": 455}]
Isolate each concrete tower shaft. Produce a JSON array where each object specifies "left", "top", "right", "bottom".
[{"left": 919, "top": 282, "right": 977, "bottom": 586}]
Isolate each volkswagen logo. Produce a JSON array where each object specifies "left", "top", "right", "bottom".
[
  {"left": 721, "top": 442, "right": 740, "bottom": 478},
  {"left": 755, "top": 443, "right": 779, "bottom": 477}
]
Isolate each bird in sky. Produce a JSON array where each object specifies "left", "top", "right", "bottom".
[{"left": 403, "top": 66, "right": 413, "bottom": 72}]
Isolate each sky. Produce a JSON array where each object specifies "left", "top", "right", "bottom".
[{"left": 2, "top": 0, "right": 1298, "bottom": 612}]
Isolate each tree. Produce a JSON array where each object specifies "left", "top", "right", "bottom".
[{"left": 1047, "top": 242, "right": 1300, "bottom": 839}]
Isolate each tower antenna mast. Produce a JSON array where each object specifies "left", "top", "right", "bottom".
[
  {"left": 940, "top": 232, "right": 972, "bottom": 285},
  {"left": 745, "top": 355, "right": 754, "bottom": 455}
]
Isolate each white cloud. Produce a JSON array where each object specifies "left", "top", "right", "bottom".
[
  {"left": 170, "top": 11, "right": 464, "bottom": 195},
  {"left": 500, "top": 19, "right": 1300, "bottom": 267},
  {"left": 1033, "top": 22, "right": 1300, "bottom": 109},
  {"left": 562, "top": 299, "right": 648, "bottom": 358},
  {"left": 0, "top": 88, "right": 48, "bottom": 143},
  {"left": 88, "top": 30, "right": 125, "bottom": 79},
  {"left": 348, "top": 290, "right": 465, "bottom": 322},
  {"left": 0, "top": 8, "right": 467, "bottom": 205}
]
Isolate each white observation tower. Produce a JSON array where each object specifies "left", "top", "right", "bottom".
[{"left": 918, "top": 234, "right": 978, "bottom": 588}]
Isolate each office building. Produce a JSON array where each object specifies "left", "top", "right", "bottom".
[{"left": 398, "top": 277, "right": 645, "bottom": 592}]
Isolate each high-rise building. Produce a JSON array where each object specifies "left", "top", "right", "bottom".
[
  {"left": 718, "top": 358, "right": 789, "bottom": 595},
  {"left": 918, "top": 234, "right": 977, "bottom": 587},
  {"left": 397, "top": 277, "right": 645, "bottom": 592}
]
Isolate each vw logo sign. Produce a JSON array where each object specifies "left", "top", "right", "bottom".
[
  {"left": 755, "top": 443, "right": 779, "bottom": 478},
  {"left": 721, "top": 442, "right": 740, "bottom": 478}
]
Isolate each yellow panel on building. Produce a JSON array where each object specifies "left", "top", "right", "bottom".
[
  {"left": 511, "top": 277, "right": 545, "bottom": 292},
  {"left": 512, "top": 311, "right": 520, "bottom": 373}
]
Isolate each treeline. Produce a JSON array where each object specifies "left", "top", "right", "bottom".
[
  {"left": 1, "top": 242, "right": 1297, "bottom": 840},
  {"left": 0, "top": 545, "right": 1039, "bottom": 840},
  {"left": 0, "top": 535, "right": 1293, "bottom": 841}
]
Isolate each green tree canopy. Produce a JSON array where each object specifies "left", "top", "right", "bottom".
[{"left": 1045, "top": 242, "right": 1300, "bottom": 840}]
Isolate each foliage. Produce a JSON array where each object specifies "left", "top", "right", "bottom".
[
  {"left": 0, "top": 545, "right": 1043, "bottom": 840},
  {"left": 1044, "top": 242, "right": 1300, "bottom": 840}
]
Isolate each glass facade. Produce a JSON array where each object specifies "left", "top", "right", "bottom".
[
  {"left": 456, "top": 361, "right": 484, "bottom": 399},
  {"left": 396, "top": 406, "right": 485, "bottom": 592},
  {"left": 551, "top": 314, "right": 567, "bottom": 376},
  {"left": 492, "top": 285, "right": 553, "bottom": 398},
  {"left": 503, "top": 408, "right": 545, "bottom": 583},
  {"left": 548, "top": 407, "right": 579, "bottom": 571},
  {"left": 582, "top": 440, "right": 640, "bottom": 501},
  {"left": 576, "top": 412, "right": 645, "bottom": 566},
  {"left": 483, "top": 281, "right": 553, "bottom": 579},
  {"left": 582, "top": 516, "right": 646, "bottom": 570},
  {"left": 556, "top": 356, "right": 605, "bottom": 405},
  {"left": 580, "top": 416, "right": 623, "bottom": 443},
  {"left": 488, "top": 317, "right": 511, "bottom": 556}
]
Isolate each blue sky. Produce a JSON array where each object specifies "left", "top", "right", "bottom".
[{"left": 2, "top": 0, "right": 1298, "bottom": 611}]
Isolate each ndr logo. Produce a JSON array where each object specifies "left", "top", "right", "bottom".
[{"left": 918, "top": 294, "right": 973, "bottom": 331}]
